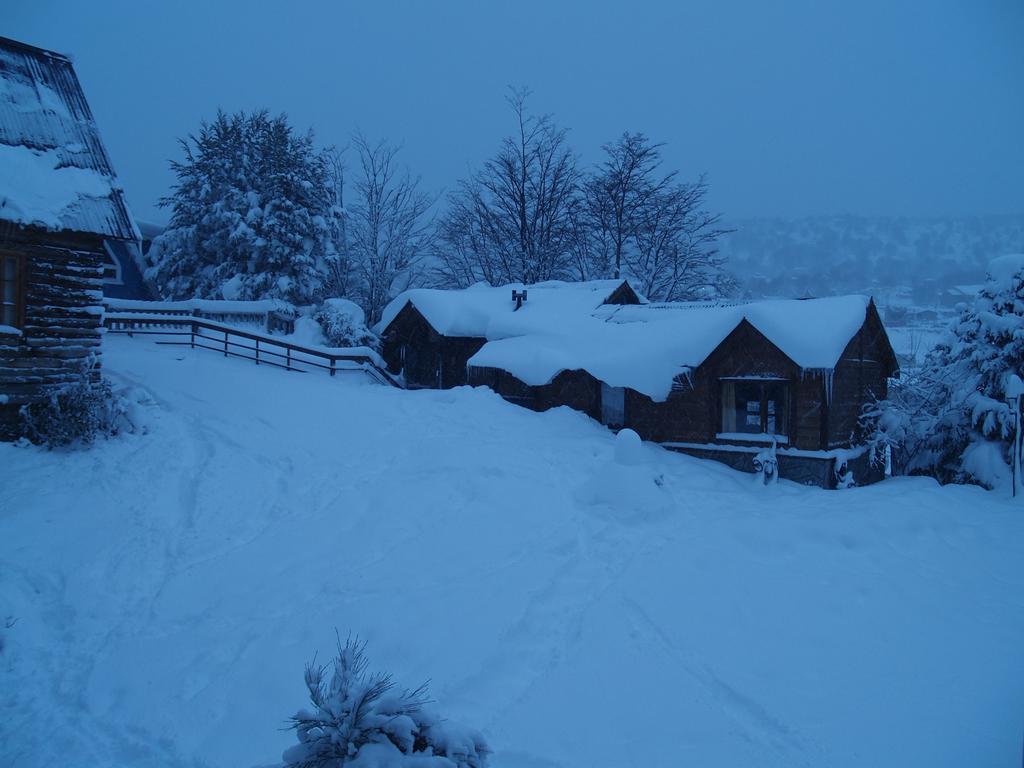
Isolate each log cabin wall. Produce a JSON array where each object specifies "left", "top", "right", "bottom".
[
  {"left": 467, "top": 366, "right": 536, "bottom": 408},
  {"left": 534, "top": 370, "right": 601, "bottom": 420},
  {"left": 380, "top": 303, "right": 486, "bottom": 390},
  {"left": 380, "top": 303, "right": 440, "bottom": 388},
  {"left": 467, "top": 367, "right": 602, "bottom": 420},
  {"left": 827, "top": 305, "right": 895, "bottom": 447},
  {"left": 602, "top": 281, "right": 643, "bottom": 307},
  {"left": 624, "top": 321, "right": 827, "bottom": 449},
  {"left": 0, "top": 227, "right": 105, "bottom": 439},
  {"left": 624, "top": 384, "right": 706, "bottom": 443},
  {"left": 440, "top": 336, "right": 486, "bottom": 389}
]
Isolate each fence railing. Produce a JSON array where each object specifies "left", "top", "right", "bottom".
[
  {"left": 104, "top": 312, "right": 399, "bottom": 387},
  {"left": 103, "top": 298, "right": 297, "bottom": 335}
]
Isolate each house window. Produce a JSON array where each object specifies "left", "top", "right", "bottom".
[
  {"left": 720, "top": 379, "right": 789, "bottom": 439},
  {"left": 600, "top": 382, "right": 625, "bottom": 427},
  {"left": 102, "top": 242, "right": 123, "bottom": 285},
  {"left": 1, "top": 253, "right": 23, "bottom": 329}
]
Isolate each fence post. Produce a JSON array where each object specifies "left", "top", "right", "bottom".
[
  {"left": 255, "top": 337, "right": 260, "bottom": 365},
  {"left": 287, "top": 347, "right": 292, "bottom": 370},
  {"left": 224, "top": 331, "right": 228, "bottom": 357},
  {"left": 191, "top": 321, "right": 196, "bottom": 349},
  {"left": 330, "top": 358, "right": 336, "bottom": 377}
]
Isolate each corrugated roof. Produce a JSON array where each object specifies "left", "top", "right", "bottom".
[{"left": 0, "top": 35, "right": 139, "bottom": 240}]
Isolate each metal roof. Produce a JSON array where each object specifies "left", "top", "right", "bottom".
[{"left": 0, "top": 35, "right": 139, "bottom": 240}]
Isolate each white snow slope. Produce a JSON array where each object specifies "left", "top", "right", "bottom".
[{"left": 2, "top": 337, "right": 1023, "bottom": 768}]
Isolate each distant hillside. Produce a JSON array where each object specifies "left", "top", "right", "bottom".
[{"left": 719, "top": 215, "right": 1024, "bottom": 305}]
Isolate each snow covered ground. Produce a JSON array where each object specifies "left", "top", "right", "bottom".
[{"left": 2, "top": 336, "right": 1023, "bottom": 768}]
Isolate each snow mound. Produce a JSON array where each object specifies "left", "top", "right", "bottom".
[
  {"left": 614, "top": 428, "right": 643, "bottom": 465},
  {"left": 1, "top": 337, "right": 1023, "bottom": 768},
  {"left": 577, "top": 430, "right": 673, "bottom": 522}
]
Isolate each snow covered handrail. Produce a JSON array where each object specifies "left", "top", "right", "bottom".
[
  {"left": 104, "top": 313, "right": 399, "bottom": 387},
  {"left": 102, "top": 297, "right": 295, "bottom": 334}
]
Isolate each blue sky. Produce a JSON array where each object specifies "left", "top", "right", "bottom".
[{"left": 7, "top": 0, "right": 1023, "bottom": 223}]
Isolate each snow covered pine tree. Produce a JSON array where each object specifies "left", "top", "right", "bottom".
[
  {"left": 864, "top": 254, "right": 1024, "bottom": 488},
  {"left": 149, "top": 110, "right": 344, "bottom": 305},
  {"left": 283, "top": 636, "right": 488, "bottom": 768}
]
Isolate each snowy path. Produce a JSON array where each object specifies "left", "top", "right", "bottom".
[{"left": 2, "top": 336, "right": 1024, "bottom": 767}]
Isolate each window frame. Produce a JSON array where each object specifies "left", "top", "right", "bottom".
[
  {"left": 718, "top": 378, "right": 791, "bottom": 442},
  {"left": 102, "top": 241, "right": 124, "bottom": 286},
  {"left": 0, "top": 251, "right": 25, "bottom": 331}
]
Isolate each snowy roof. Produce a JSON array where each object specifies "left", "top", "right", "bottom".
[
  {"left": 948, "top": 284, "right": 984, "bottom": 296},
  {"left": 375, "top": 279, "right": 634, "bottom": 338},
  {"left": 137, "top": 220, "right": 166, "bottom": 240},
  {"left": 469, "top": 295, "right": 877, "bottom": 401},
  {"left": 0, "top": 36, "right": 139, "bottom": 240}
]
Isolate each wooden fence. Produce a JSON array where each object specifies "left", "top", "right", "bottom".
[{"left": 104, "top": 312, "right": 399, "bottom": 387}]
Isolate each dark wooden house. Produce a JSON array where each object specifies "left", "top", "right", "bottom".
[
  {"left": 467, "top": 295, "right": 899, "bottom": 488},
  {"left": 101, "top": 220, "right": 162, "bottom": 300},
  {"left": 0, "top": 36, "right": 140, "bottom": 439},
  {"left": 375, "top": 279, "right": 641, "bottom": 389},
  {"left": 101, "top": 238, "right": 154, "bottom": 300}
]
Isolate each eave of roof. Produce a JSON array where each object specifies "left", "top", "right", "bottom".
[{"left": 0, "top": 35, "right": 139, "bottom": 241}]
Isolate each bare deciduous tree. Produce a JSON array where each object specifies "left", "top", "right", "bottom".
[
  {"left": 583, "top": 132, "right": 672, "bottom": 280},
  {"left": 629, "top": 175, "right": 735, "bottom": 301},
  {"left": 581, "top": 132, "right": 734, "bottom": 301},
  {"left": 436, "top": 88, "right": 580, "bottom": 286},
  {"left": 348, "top": 133, "right": 436, "bottom": 323},
  {"left": 322, "top": 145, "right": 352, "bottom": 298}
]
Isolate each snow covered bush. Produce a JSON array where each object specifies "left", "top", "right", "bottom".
[
  {"left": 149, "top": 109, "right": 345, "bottom": 305},
  {"left": 313, "top": 299, "right": 379, "bottom": 350},
  {"left": 863, "top": 254, "right": 1024, "bottom": 488},
  {"left": 283, "top": 636, "right": 488, "bottom": 768},
  {"left": 19, "top": 368, "right": 126, "bottom": 448}
]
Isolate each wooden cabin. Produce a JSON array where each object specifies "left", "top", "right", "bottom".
[
  {"left": 470, "top": 297, "right": 897, "bottom": 487},
  {"left": 0, "top": 36, "right": 140, "bottom": 439},
  {"left": 102, "top": 239, "right": 154, "bottom": 300},
  {"left": 377, "top": 276, "right": 898, "bottom": 486},
  {"left": 375, "top": 279, "right": 641, "bottom": 389},
  {"left": 101, "top": 220, "right": 162, "bottom": 300}
]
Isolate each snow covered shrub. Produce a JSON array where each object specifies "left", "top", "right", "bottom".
[
  {"left": 19, "top": 370, "right": 126, "bottom": 448},
  {"left": 862, "top": 254, "right": 1024, "bottom": 488},
  {"left": 284, "top": 636, "right": 488, "bottom": 768},
  {"left": 313, "top": 299, "right": 379, "bottom": 350}
]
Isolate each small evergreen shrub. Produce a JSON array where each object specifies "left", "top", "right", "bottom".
[
  {"left": 284, "top": 636, "right": 488, "bottom": 768},
  {"left": 19, "top": 371, "right": 126, "bottom": 448},
  {"left": 313, "top": 299, "right": 379, "bottom": 350}
]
